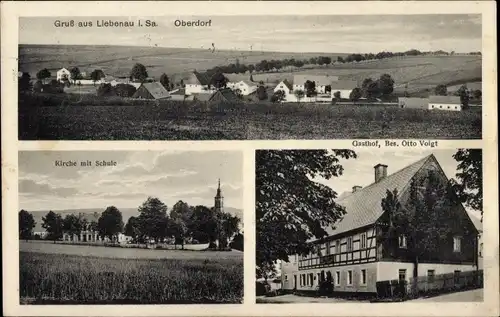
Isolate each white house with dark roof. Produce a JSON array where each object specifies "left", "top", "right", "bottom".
[
  {"left": 293, "top": 74, "right": 339, "bottom": 94},
  {"left": 428, "top": 95, "right": 462, "bottom": 111},
  {"left": 185, "top": 71, "right": 215, "bottom": 95},
  {"left": 56, "top": 68, "right": 71, "bottom": 82},
  {"left": 280, "top": 154, "right": 479, "bottom": 294},
  {"left": 232, "top": 80, "right": 258, "bottom": 96},
  {"left": 330, "top": 80, "right": 359, "bottom": 99}
]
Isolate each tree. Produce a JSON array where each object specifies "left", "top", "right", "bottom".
[
  {"left": 362, "top": 78, "right": 379, "bottom": 99},
  {"left": 90, "top": 69, "right": 105, "bottom": 85},
  {"left": 337, "top": 56, "right": 345, "bottom": 63},
  {"left": 42, "top": 211, "right": 63, "bottom": 243},
  {"left": 210, "top": 71, "right": 229, "bottom": 89},
  {"left": 170, "top": 217, "right": 188, "bottom": 249},
  {"left": 234, "top": 88, "right": 243, "bottom": 100},
  {"left": 473, "top": 89, "right": 482, "bottom": 101},
  {"left": 434, "top": 84, "right": 448, "bottom": 96},
  {"left": 19, "top": 210, "right": 36, "bottom": 241},
  {"left": 114, "top": 83, "right": 137, "bottom": 97},
  {"left": 130, "top": 63, "right": 148, "bottom": 82},
  {"left": 271, "top": 90, "right": 286, "bottom": 103},
  {"left": 70, "top": 67, "right": 82, "bottom": 83},
  {"left": 380, "top": 170, "right": 463, "bottom": 295},
  {"left": 457, "top": 85, "right": 470, "bottom": 109},
  {"left": 19, "top": 73, "right": 33, "bottom": 92},
  {"left": 63, "top": 214, "right": 83, "bottom": 238},
  {"left": 294, "top": 89, "right": 305, "bottom": 103},
  {"left": 124, "top": 216, "right": 140, "bottom": 242},
  {"left": 190, "top": 205, "right": 219, "bottom": 246},
  {"left": 256, "top": 85, "right": 268, "bottom": 101},
  {"left": 137, "top": 197, "right": 168, "bottom": 243},
  {"left": 230, "top": 233, "right": 244, "bottom": 251},
  {"left": 349, "top": 87, "right": 362, "bottom": 102},
  {"left": 36, "top": 68, "right": 51, "bottom": 82},
  {"left": 97, "top": 206, "right": 124, "bottom": 241},
  {"left": 160, "top": 73, "right": 170, "bottom": 90},
  {"left": 256, "top": 150, "right": 357, "bottom": 276},
  {"left": 451, "top": 149, "right": 483, "bottom": 221},
  {"left": 304, "top": 80, "right": 317, "bottom": 97},
  {"left": 170, "top": 200, "right": 193, "bottom": 248},
  {"left": 96, "top": 83, "right": 115, "bottom": 97},
  {"left": 377, "top": 74, "right": 395, "bottom": 97},
  {"left": 217, "top": 212, "right": 240, "bottom": 249},
  {"left": 333, "top": 91, "right": 341, "bottom": 100}
]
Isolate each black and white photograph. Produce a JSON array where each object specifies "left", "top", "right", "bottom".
[
  {"left": 18, "top": 150, "right": 244, "bottom": 304},
  {"left": 18, "top": 14, "right": 482, "bottom": 140},
  {"left": 256, "top": 149, "right": 483, "bottom": 303}
]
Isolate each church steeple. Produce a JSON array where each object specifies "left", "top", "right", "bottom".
[{"left": 214, "top": 178, "right": 224, "bottom": 212}]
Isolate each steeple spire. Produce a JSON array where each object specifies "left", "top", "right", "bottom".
[{"left": 214, "top": 178, "right": 223, "bottom": 212}]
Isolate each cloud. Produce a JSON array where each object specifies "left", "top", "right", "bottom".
[{"left": 19, "top": 179, "right": 78, "bottom": 197}]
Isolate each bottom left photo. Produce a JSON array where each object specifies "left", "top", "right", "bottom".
[{"left": 17, "top": 150, "right": 244, "bottom": 305}]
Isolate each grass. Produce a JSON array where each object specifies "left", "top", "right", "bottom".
[
  {"left": 19, "top": 251, "right": 243, "bottom": 304},
  {"left": 19, "top": 93, "right": 482, "bottom": 140}
]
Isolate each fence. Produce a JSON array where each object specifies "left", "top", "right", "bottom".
[{"left": 376, "top": 270, "right": 483, "bottom": 299}]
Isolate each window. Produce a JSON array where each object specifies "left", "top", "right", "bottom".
[
  {"left": 453, "top": 236, "right": 462, "bottom": 252},
  {"left": 347, "top": 270, "right": 353, "bottom": 285},
  {"left": 454, "top": 270, "right": 461, "bottom": 284},
  {"left": 399, "top": 235, "right": 407, "bottom": 248},
  {"left": 335, "top": 240, "right": 340, "bottom": 254},
  {"left": 347, "top": 237, "right": 353, "bottom": 251},
  {"left": 360, "top": 269, "right": 367, "bottom": 285},
  {"left": 325, "top": 241, "right": 331, "bottom": 255},
  {"left": 447, "top": 106, "right": 450, "bottom": 109},
  {"left": 431, "top": 105, "right": 435, "bottom": 108},
  {"left": 399, "top": 269, "right": 407, "bottom": 281},
  {"left": 285, "top": 275, "right": 288, "bottom": 281},
  {"left": 309, "top": 273, "right": 314, "bottom": 286},
  {"left": 361, "top": 233, "right": 367, "bottom": 249},
  {"left": 335, "top": 271, "right": 341, "bottom": 285},
  {"left": 427, "top": 270, "right": 435, "bottom": 283}
]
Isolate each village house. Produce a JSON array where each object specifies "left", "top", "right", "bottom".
[
  {"left": 330, "top": 80, "right": 359, "bottom": 99},
  {"left": 292, "top": 74, "right": 339, "bottom": 94},
  {"left": 132, "top": 82, "right": 171, "bottom": 100},
  {"left": 274, "top": 79, "right": 294, "bottom": 95},
  {"left": 398, "top": 97, "right": 430, "bottom": 109},
  {"left": 185, "top": 71, "right": 215, "bottom": 95},
  {"left": 232, "top": 80, "right": 258, "bottom": 96},
  {"left": 208, "top": 88, "right": 242, "bottom": 104},
  {"left": 56, "top": 68, "right": 71, "bottom": 82},
  {"left": 280, "top": 154, "right": 479, "bottom": 295},
  {"left": 428, "top": 95, "right": 462, "bottom": 111}
]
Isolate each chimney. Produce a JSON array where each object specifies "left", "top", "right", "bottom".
[
  {"left": 352, "top": 185, "right": 362, "bottom": 193},
  {"left": 374, "top": 164, "right": 388, "bottom": 183}
]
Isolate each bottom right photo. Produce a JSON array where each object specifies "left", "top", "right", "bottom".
[{"left": 255, "top": 149, "right": 483, "bottom": 303}]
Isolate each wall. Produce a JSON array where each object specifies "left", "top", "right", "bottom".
[
  {"left": 377, "top": 261, "right": 476, "bottom": 282},
  {"left": 296, "top": 262, "right": 378, "bottom": 293},
  {"left": 281, "top": 254, "right": 300, "bottom": 290},
  {"left": 428, "top": 103, "right": 462, "bottom": 111},
  {"left": 185, "top": 84, "right": 214, "bottom": 95},
  {"left": 293, "top": 84, "right": 328, "bottom": 94}
]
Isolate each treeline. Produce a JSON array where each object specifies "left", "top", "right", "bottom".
[{"left": 18, "top": 197, "right": 242, "bottom": 250}]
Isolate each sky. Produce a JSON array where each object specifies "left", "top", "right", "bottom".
[
  {"left": 19, "top": 14, "right": 481, "bottom": 53},
  {"left": 314, "top": 149, "right": 482, "bottom": 220},
  {"left": 18, "top": 150, "right": 243, "bottom": 211}
]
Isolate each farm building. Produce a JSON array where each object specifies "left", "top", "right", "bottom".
[
  {"left": 274, "top": 79, "right": 293, "bottom": 95},
  {"left": 185, "top": 71, "right": 215, "bottom": 95},
  {"left": 330, "top": 80, "right": 359, "bottom": 99},
  {"left": 280, "top": 154, "right": 479, "bottom": 295},
  {"left": 132, "top": 82, "right": 171, "bottom": 100},
  {"left": 208, "top": 88, "right": 242, "bottom": 103},
  {"left": 293, "top": 74, "right": 339, "bottom": 94},
  {"left": 56, "top": 68, "right": 71, "bottom": 82},
  {"left": 428, "top": 95, "right": 462, "bottom": 111},
  {"left": 231, "top": 80, "right": 258, "bottom": 96},
  {"left": 398, "top": 97, "right": 429, "bottom": 109}
]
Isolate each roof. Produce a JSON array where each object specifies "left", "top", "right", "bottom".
[
  {"left": 135, "top": 82, "right": 170, "bottom": 99},
  {"left": 223, "top": 73, "right": 242, "bottom": 83},
  {"left": 193, "top": 93, "right": 212, "bottom": 102},
  {"left": 398, "top": 97, "right": 429, "bottom": 106},
  {"left": 429, "top": 95, "right": 461, "bottom": 104},
  {"left": 330, "top": 80, "right": 358, "bottom": 90},
  {"left": 277, "top": 79, "right": 293, "bottom": 90},
  {"left": 170, "top": 88, "right": 186, "bottom": 95},
  {"left": 239, "top": 80, "right": 257, "bottom": 87},
  {"left": 293, "top": 74, "right": 339, "bottom": 86},
  {"left": 186, "top": 71, "right": 210, "bottom": 86},
  {"left": 209, "top": 88, "right": 241, "bottom": 103},
  {"left": 324, "top": 154, "right": 432, "bottom": 237},
  {"left": 466, "top": 211, "right": 482, "bottom": 232}
]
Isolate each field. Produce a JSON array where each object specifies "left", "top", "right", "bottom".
[
  {"left": 19, "top": 94, "right": 482, "bottom": 140},
  {"left": 19, "top": 45, "right": 481, "bottom": 95},
  {"left": 19, "top": 242, "right": 243, "bottom": 304}
]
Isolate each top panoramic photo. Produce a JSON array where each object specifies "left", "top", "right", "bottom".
[{"left": 18, "top": 14, "right": 482, "bottom": 140}]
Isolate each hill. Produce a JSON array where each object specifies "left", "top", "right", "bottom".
[{"left": 30, "top": 206, "right": 243, "bottom": 232}]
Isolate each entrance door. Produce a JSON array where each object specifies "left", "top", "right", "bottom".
[{"left": 294, "top": 275, "right": 297, "bottom": 290}]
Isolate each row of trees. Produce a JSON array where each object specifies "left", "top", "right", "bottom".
[
  {"left": 19, "top": 197, "right": 242, "bottom": 250},
  {"left": 256, "top": 149, "right": 482, "bottom": 280}
]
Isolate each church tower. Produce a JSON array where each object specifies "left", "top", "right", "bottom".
[{"left": 214, "top": 178, "right": 224, "bottom": 213}]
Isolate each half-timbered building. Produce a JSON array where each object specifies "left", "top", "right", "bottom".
[{"left": 280, "top": 154, "right": 479, "bottom": 294}]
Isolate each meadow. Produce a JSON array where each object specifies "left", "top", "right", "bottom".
[
  {"left": 18, "top": 94, "right": 482, "bottom": 140},
  {"left": 19, "top": 242, "right": 243, "bottom": 304},
  {"left": 19, "top": 45, "right": 481, "bottom": 95}
]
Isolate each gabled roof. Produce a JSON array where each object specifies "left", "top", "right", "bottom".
[
  {"left": 239, "top": 80, "right": 257, "bottom": 87},
  {"left": 193, "top": 93, "right": 212, "bottom": 102},
  {"left": 209, "top": 88, "right": 241, "bottom": 103},
  {"left": 330, "top": 80, "right": 358, "bottom": 90},
  {"left": 429, "top": 95, "right": 461, "bottom": 104},
  {"left": 135, "top": 82, "right": 170, "bottom": 99},
  {"left": 398, "top": 97, "right": 429, "bottom": 106},
  {"left": 186, "top": 71, "right": 210, "bottom": 86},
  {"left": 293, "top": 74, "right": 339, "bottom": 86},
  {"left": 324, "top": 155, "right": 432, "bottom": 237},
  {"left": 277, "top": 79, "right": 293, "bottom": 90}
]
